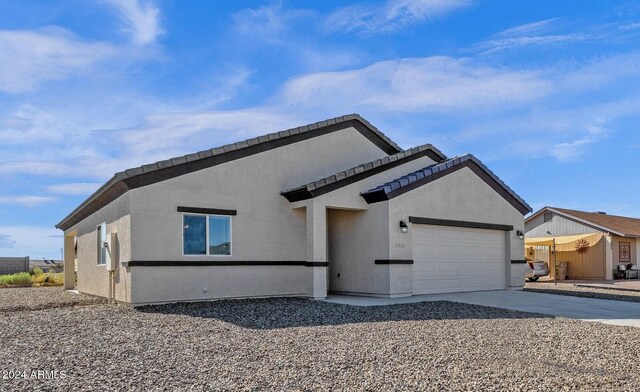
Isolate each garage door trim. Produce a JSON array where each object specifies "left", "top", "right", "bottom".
[{"left": 408, "top": 216, "right": 513, "bottom": 231}]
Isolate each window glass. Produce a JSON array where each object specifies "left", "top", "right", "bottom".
[
  {"left": 183, "top": 215, "right": 206, "bottom": 255},
  {"left": 97, "top": 223, "right": 106, "bottom": 265},
  {"left": 209, "top": 216, "right": 231, "bottom": 255}
]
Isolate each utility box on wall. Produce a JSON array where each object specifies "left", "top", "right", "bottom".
[{"left": 105, "top": 232, "right": 118, "bottom": 271}]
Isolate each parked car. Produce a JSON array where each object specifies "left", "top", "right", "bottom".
[{"left": 526, "top": 260, "right": 550, "bottom": 282}]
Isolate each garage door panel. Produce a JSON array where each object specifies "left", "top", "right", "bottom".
[{"left": 412, "top": 225, "right": 507, "bottom": 295}]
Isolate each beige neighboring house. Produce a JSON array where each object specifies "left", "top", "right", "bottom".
[
  {"left": 525, "top": 207, "right": 640, "bottom": 280},
  {"left": 56, "top": 114, "right": 532, "bottom": 305}
]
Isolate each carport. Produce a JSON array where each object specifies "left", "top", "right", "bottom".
[{"left": 525, "top": 233, "right": 605, "bottom": 280}]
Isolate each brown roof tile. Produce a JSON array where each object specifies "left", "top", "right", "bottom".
[{"left": 550, "top": 207, "right": 640, "bottom": 237}]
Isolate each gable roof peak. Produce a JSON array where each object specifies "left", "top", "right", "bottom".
[
  {"left": 56, "top": 114, "right": 401, "bottom": 230},
  {"left": 361, "top": 154, "right": 532, "bottom": 215},
  {"left": 530, "top": 206, "right": 640, "bottom": 237}
]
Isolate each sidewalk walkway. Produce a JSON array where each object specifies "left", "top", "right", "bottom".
[{"left": 324, "top": 290, "right": 640, "bottom": 328}]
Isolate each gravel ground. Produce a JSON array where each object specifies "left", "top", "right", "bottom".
[
  {"left": 0, "top": 287, "right": 106, "bottom": 312},
  {"left": 524, "top": 282, "right": 640, "bottom": 303},
  {"left": 3, "top": 288, "right": 640, "bottom": 391}
]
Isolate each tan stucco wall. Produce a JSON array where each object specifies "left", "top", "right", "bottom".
[
  {"left": 126, "top": 127, "right": 389, "bottom": 301},
  {"left": 327, "top": 205, "right": 392, "bottom": 296},
  {"left": 129, "top": 265, "right": 309, "bottom": 304},
  {"left": 389, "top": 167, "right": 527, "bottom": 292},
  {"left": 129, "top": 127, "right": 387, "bottom": 262},
  {"left": 327, "top": 165, "right": 527, "bottom": 296},
  {"left": 68, "top": 192, "right": 132, "bottom": 302},
  {"left": 320, "top": 154, "right": 436, "bottom": 297}
]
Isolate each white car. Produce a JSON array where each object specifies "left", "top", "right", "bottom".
[{"left": 526, "top": 260, "right": 550, "bottom": 282}]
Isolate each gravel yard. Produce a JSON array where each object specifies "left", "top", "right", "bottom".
[
  {"left": 524, "top": 282, "right": 640, "bottom": 303},
  {"left": 3, "top": 288, "right": 640, "bottom": 391},
  {"left": 0, "top": 287, "right": 106, "bottom": 312}
]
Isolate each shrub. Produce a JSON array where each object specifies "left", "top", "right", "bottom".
[
  {"left": 32, "top": 273, "right": 47, "bottom": 284},
  {"left": 30, "top": 267, "right": 44, "bottom": 276},
  {"left": 0, "top": 274, "right": 11, "bottom": 286},
  {"left": 43, "top": 273, "right": 64, "bottom": 286},
  {"left": 10, "top": 272, "right": 32, "bottom": 287}
]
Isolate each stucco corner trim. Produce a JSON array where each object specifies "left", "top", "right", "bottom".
[
  {"left": 374, "top": 259, "right": 414, "bottom": 264},
  {"left": 408, "top": 216, "right": 514, "bottom": 231}
]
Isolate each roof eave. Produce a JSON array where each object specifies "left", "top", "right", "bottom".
[
  {"left": 281, "top": 144, "right": 447, "bottom": 203},
  {"left": 545, "top": 207, "right": 626, "bottom": 237},
  {"left": 56, "top": 114, "right": 402, "bottom": 230},
  {"left": 361, "top": 155, "right": 532, "bottom": 215},
  {"left": 55, "top": 176, "right": 123, "bottom": 231}
]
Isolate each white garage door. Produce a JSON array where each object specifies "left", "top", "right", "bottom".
[{"left": 412, "top": 225, "right": 507, "bottom": 294}]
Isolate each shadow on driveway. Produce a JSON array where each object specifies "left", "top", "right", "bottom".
[{"left": 136, "top": 297, "right": 551, "bottom": 329}]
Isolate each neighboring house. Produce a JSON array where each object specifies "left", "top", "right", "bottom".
[
  {"left": 525, "top": 207, "right": 640, "bottom": 280},
  {"left": 29, "top": 259, "right": 63, "bottom": 273},
  {"left": 56, "top": 114, "right": 532, "bottom": 305},
  {"left": 0, "top": 257, "right": 29, "bottom": 275}
]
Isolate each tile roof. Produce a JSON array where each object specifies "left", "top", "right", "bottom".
[
  {"left": 56, "top": 114, "right": 402, "bottom": 230},
  {"left": 361, "top": 154, "right": 532, "bottom": 215},
  {"left": 114, "top": 114, "right": 401, "bottom": 181},
  {"left": 542, "top": 207, "right": 640, "bottom": 237},
  {"left": 281, "top": 143, "right": 446, "bottom": 202}
]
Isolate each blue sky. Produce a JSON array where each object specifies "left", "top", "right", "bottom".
[{"left": 1, "top": 0, "right": 640, "bottom": 259}]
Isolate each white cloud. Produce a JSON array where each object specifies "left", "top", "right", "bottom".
[
  {"left": 551, "top": 129, "right": 606, "bottom": 161},
  {"left": 495, "top": 18, "right": 561, "bottom": 37},
  {"left": 0, "top": 196, "right": 54, "bottom": 207},
  {"left": 45, "top": 183, "right": 102, "bottom": 195},
  {"left": 0, "top": 226, "right": 63, "bottom": 259},
  {"left": 325, "top": 0, "right": 471, "bottom": 34},
  {"left": 232, "top": 4, "right": 312, "bottom": 44},
  {"left": 560, "top": 52, "right": 640, "bottom": 91},
  {"left": 470, "top": 18, "right": 588, "bottom": 54},
  {"left": 104, "top": 0, "right": 163, "bottom": 45},
  {"left": 117, "top": 108, "right": 302, "bottom": 157},
  {"left": 231, "top": 5, "right": 361, "bottom": 72},
  {"left": 0, "top": 234, "right": 16, "bottom": 248},
  {"left": 0, "top": 27, "right": 113, "bottom": 94},
  {"left": 473, "top": 33, "right": 587, "bottom": 54},
  {"left": 619, "top": 22, "right": 640, "bottom": 31},
  {"left": 277, "top": 56, "right": 551, "bottom": 112}
]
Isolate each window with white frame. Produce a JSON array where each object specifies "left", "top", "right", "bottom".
[
  {"left": 97, "top": 222, "right": 107, "bottom": 265},
  {"left": 183, "top": 214, "right": 231, "bottom": 256}
]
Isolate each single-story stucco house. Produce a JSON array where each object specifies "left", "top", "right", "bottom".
[
  {"left": 525, "top": 207, "right": 640, "bottom": 280},
  {"left": 56, "top": 114, "right": 532, "bottom": 305}
]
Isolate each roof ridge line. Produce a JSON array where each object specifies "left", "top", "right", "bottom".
[
  {"left": 361, "top": 154, "right": 532, "bottom": 215},
  {"left": 115, "top": 113, "right": 399, "bottom": 179},
  {"left": 281, "top": 143, "right": 447, "bottom": 195},
  {"left": 56, "top": 114, "right": 404, "bottom": 230}
]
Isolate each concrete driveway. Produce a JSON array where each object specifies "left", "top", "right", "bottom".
[{"left": 324, "top": 290, "right": 640, "bottom": 328}]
